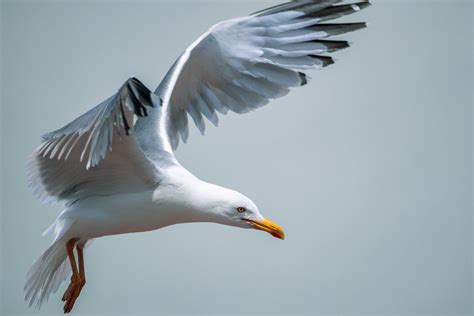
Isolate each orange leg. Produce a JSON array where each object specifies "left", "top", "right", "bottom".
[
  {"left": 63, "top": 239, "right": 86, "bottom": 313},
  {"left": 62, "top": 239, "right": 79, "bottom": 304}
]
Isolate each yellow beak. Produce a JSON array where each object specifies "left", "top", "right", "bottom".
[{"left": 244, "top": 218, "right": 285, "bottom": 240}]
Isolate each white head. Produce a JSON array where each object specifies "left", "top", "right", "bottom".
[{"left": 191, "top": 182, "right": 285, "bottom": 239}]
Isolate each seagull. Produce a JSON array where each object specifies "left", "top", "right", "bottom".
[{"left": 25, "top": 0, "right": 370, "bottom": 313}]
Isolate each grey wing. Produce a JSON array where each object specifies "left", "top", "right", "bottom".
[
  {"left": 28, "top": 78, "right": 159, "bottom": 205},
  {"left": 139, "top": 0, "right": 370, "bottom": 153}
]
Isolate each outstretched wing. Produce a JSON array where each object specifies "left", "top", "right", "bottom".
[
  {"left": 145, "top": 0, "right": 370, "bottom": 152},
  {"left": 28, "top": 78, "right": 159, "bottom": 205}
]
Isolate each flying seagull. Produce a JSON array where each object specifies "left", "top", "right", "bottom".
[{"left": 25, "top": 0, "right": 370, "bottom": 313}]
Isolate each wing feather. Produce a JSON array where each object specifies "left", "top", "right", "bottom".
[
  {"left": 28, "top": 78, "right": 158, "bottom": 205},
  {"left": 30, "top": 1, "right": 371, "bottom": 206},
  {"left": 135, "top": 0, "right": 370, "bottom": 153}
]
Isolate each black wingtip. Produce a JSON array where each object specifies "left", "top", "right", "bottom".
[
  {"left": 348, "top": 1, "right": 372, "bottom": 11},
  {"left": 309, "top": 55, "right": 335, "bottom": 68},
  {"left": 312, "top": 40, "right": 350, "bottom": 52},
  {"left": 119, "top": 77, "right": 154, "bottom": 117},
  {"left": 252, "top": 1, "right": 336, "bottom": 17},
  {"left": 299, "top": 72, "right": 308, "bottom": 86},
  {"left": 359, "top": 1, "right": 372, "bottom": 10},
  {"left": 357, "top": 22, "right": 368, "bottom": 30}
]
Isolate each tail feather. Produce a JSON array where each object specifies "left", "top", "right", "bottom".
[
  {"left": 25, "top": 215, "right": 74, "bottom": 308},
  {"left": 24, "top": 240, "right": 71, "bottom": 308}
]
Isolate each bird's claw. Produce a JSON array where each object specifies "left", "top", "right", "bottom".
[
  {"left": 62, "top": 277, "right": 76, "bottom": 302},
  {"left": 62, "top": 277, "right": 85, "bottom": 313}
]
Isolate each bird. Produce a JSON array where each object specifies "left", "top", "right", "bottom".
[{"left": 24, "top": 0, "right": 370, "bottom": 313}]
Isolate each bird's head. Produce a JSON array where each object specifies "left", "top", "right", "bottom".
[{"left": 200, "top": 184, "right": 285, "bottom": 240}]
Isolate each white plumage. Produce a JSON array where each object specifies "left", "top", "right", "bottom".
[{"left": 25, "top": 0, "right": 370, "bottom": 312}]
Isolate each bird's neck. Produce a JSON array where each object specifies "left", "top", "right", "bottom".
[{"left": 153, "top": 169, "right": 231, "bottom": 226}]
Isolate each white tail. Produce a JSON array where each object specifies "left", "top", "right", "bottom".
[{"left": 24, "top": 215, "right": 74, "bottom": 308}]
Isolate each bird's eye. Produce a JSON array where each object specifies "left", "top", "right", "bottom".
[{"left": 236, "top": 207, "right": 246, "bottom": 213}]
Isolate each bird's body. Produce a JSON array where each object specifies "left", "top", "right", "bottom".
[
  {"left": 55, "top": 166, "right": 248, "bottom": 242},
  {"left": 24, "top": 0, "right": 370, "bottom": 312}
]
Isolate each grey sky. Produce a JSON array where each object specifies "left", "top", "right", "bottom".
[{"left": 1, "top": 1, "right": 472, "bottom": 315}]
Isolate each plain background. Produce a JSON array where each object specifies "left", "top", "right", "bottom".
[{"left": 1, "top": 0, "right": 472, "bottom": 315}]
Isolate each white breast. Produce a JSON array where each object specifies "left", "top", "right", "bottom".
[{"left": 61, "top": 188, "right": 196, "bottom": 239}]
